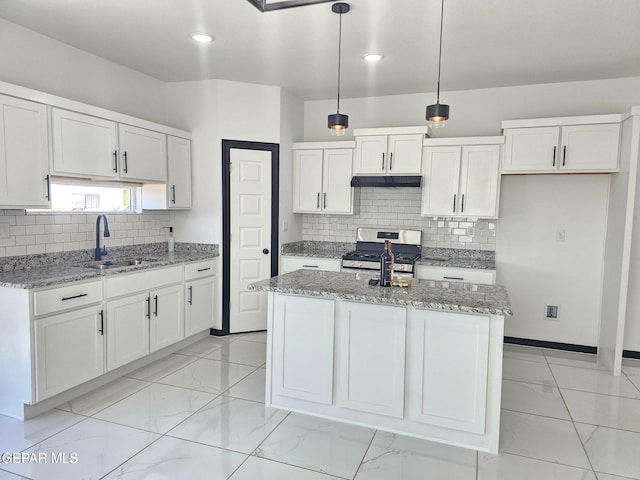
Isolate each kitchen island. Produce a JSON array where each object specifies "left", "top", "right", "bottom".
[{"left": 249, "top": 269, "right": 512, "bottom": 453}]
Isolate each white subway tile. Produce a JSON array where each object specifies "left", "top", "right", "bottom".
[
  {"left": 26, "top": 244, "right": 46, "bottom": 255},
  {"left": 25, "top": 225, "right": 45, "bottom": 235},
  {"left": 6, "top": 245, "right": 27, "bottom": 256},
  {"left": 16, "top": 216, "right": 36, "bottom": 226}
]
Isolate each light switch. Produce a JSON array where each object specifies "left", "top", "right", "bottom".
[
  {"left": 282, "top": 221, "right": 288, "bottom": 232},
  {"left": 555, "top": 229, "right": 566, "bottom": 242}
]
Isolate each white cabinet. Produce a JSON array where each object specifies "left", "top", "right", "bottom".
[
  {"left": 409, "top": 310, "right": 490, "bottom": 434},
  {"left": 280, "top": 256, "right": 341, "bottom": 274},
  {"left": 502, "top": 119, "right": 620, "bottom": 173},
  {"left": 185, "top": 259, "right": 218, "bottom": 336},
  {"left": 149, "top": 284, "right": 184, "bottom": 352},
  {"left": 416, "top": 266, "right": 496, "bottom": 285},
  {"left": 142, "top": 136, "right": 192, "bottom": 210},
  {"left": 293, "top": 144, "right": 354, "bottom": 214},
  {"left": 51, "top": 108, "right": 118, "bottom": 179},
  {"left": 0, "top": 95, "right": 50, "bottom": 208},
  {"left": 118, "top": 124, "right": 167, "bottom": 182},
  {"left": 271, "top": 294, "right": 335, "bottom": 404},
  {"left": 106, "top": 292, "right": 150, "bottom": 370},
  {"left": 336, "top": 302, "right": 406, "bottom": 418},
  {"left": 354, "top": 133, "right": 424, "bottom": 175},
  {"left": 422, "top": 143, "right": 501, "bottom": 218},
  {"left": 34, "top": 305, "right": 105, "bottom": 401}
]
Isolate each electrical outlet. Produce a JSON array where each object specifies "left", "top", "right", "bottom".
[
  {"left": 544, "top": 304, "right": 560, "bottom": 321},
  {"left": 0, "top": 223, "right": 10, "bottom": 239},
  {"left": 556, "top": 229, "right": 566, "bottom": 242}
]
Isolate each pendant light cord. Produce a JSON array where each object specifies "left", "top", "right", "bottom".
[
  {"left": 436, "top": 0, "right": 444, "bottom": 103},
  {"left": 336, "top": 9, "right": 343, "bottom": 113}
]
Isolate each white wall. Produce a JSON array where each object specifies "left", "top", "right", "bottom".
[{"left": 0, "top": 18, "right": 168, "bottom": 125}]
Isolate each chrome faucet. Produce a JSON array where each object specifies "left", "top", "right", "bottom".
[{"left": 95, "top": 214, "right": 111, "bottom": 261}]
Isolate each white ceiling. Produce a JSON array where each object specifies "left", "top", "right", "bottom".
[{"left": 1, "top": 0, "right": 639, "bottom": 101}]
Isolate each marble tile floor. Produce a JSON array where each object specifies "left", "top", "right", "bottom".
[{"left": 1, "top": 338, "right": 640, "bottom": 479}]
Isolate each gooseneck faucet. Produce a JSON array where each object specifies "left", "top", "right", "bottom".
[{"left": 95, "top": 214, "right": 111, "bottom": 261}]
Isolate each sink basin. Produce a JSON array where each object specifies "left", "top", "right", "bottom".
[{"left": 85, "top": 258, "right": 158, "bottom": 270}]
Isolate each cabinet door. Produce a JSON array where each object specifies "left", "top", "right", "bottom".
[
  {"left": 280, "top": 256, "right": 342, "bottom": 274},
  {"left": 149, "top": 284, "right": 184, "bottom": 352},
  {"left": 458, "top": 145, "right": 501, "bottom": 218},
  {"left": 354, "top": 135, "right": 387, "bottom": 174},
  {"left": 185, "top": 276, "right": 216, "bottom": 336},
  {"left": 51, "top": 108, "right": 118, "bottom": 178},
  {"left": 106, "top": 292, "right": 150, "bottom": 370},
  {"left": 322, "top": 149, "right": 353, "bottom": 214},
  {"left": 560, "top": 123, "right": 620, "bottom": 172},
  {"left": 167, "top": 136, "right": 192, "bottom": 208},
  {"left": 293, "top": 149, "right": 324, "bottom": 212},
  {"left": 34, "top": 306, "right": 105, "bottom": 401},
  {"left": 409, "top": 310, "right": 489, "bottom": 434},
  {"left": 421, "top": 147, "right": 461, "bottom": 216},
  {"left": 118, "top": 124, "right": 166, "bottom": 182},
  {"left": 337, "top": 302, "right": 406, "bottom": 418},
  {"left": 387, "top": 134, "right": 423, "bottom": 174},
  {"left": 0, "top": 95, "right": 50, "bottom": 207},
  {"left": 271, "top": 294, "right": 335, "bottom": 404},
  {"left": 502, "top": 127, "right": 560, "bottom": 173}
]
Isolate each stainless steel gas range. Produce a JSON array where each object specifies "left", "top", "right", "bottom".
[{"left": 341, "top": 227, "right": 422, "bottom": 278}]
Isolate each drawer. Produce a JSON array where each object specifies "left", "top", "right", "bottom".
[
  {"left": 281, "top": 256, "right": 341, "bottom": 273},
  {"left": 416, "top": 266, "right": 496, "bottom": 285},
  {"left": 105, "top": 265, "right": 183, "bottom": 298},
  {"left": 33, "top": 280, "right": 103, "bottom": 317},
  {"left": 185, "top": 259, "right": 217, "bottom": 281}
]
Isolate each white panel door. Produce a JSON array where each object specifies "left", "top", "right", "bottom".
[
  {"left": 458, "top": 145, "right": 501, "bottom": 218},
  {"left": 387, "top": 134, "right": 423, "bottom": 174},
  {"left": 230, "top": 149, "right": 272, "bottom": 333},
  {"left": 502, "top": 126, "right": 560, "bottom": 173},
  {"left": 421, "top": 147, "right": 461, "bottom": 216},
  {"left": 118, "top": 124, "right": 166, "bottom": 182},
  {"left": 149, "top": 284, "right": 184, "bottom": 352},
  {"left": 185, "top": 276, "right": 216, "bottom": 336},
  {"left": 0, "top": 95, "right": 50, "bottom": 207},
  {"left": 51, "top": 108, "right": 118, "bottom": 178},
  {"left": 322, "top": 148, "right": 353, "bottom": 214},
  {"left": 167, "top": 136, "right": 192, "bottom": 208},
  {"left": 560, "top": 123, "right": 620, "bottom": 171},
  {"left": 409, "top": 310, "right": 490, "bottom": 434},
  {"left": 354, "top": 135, "right": 387, "bottom": 174},
  {"left": 272, "top": 294, "right": 335, "bottom": 404},
  {"left": 106, "top": 292, "right": 150, "bottom": 370},
  {"left": 293, "top": 149, "right": 323, "bottom": 212},
  {"left": 35, "top": 305, "right": 105, "bottom": 401},
  {"left": 337, "top": 302, "right": 406, "bottom": 418}
]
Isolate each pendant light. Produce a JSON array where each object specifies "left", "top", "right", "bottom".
[
  {"left": 426, "top": 0, "right": 449, "bottom": 128},
  {"left": 328, "top": 2, "right": 349, "bottom": 136}
]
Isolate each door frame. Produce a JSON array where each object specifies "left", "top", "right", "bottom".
[{"left": 213, "top": 140, "right": 280, "bottom": 336}]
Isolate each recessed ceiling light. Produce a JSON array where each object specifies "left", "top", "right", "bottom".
[
  {"left": 362, "top": 53, "right": 384, "bottom": 62},
  {"left": 190, "top": 32, "right": 214, "bottom": 44}
]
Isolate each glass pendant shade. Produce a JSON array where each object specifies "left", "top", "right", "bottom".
[
  {"left": 328, "top": 112, "right": 349, "bottom": 136},
  {"left": 426, "top": 102, "right": 449, "bottom": 128}
]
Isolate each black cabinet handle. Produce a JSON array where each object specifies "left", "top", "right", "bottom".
[
  {"left": 302, "top": 265, "right": 319, "bottom": 268},
  {"left": 389, "top": 152, "right": 393, "bottom": 171},
  {"left": 382, "top": 152, "right": 385, "bottom": 170},
  {"left": 443, "top": 276, "right": 465, "bottom": 281},
  {"left": 44, "top": 175, "right": 51, "bottom": 201},
  {"left": 316, "top": 192, "right": 320, "bottom": 209},
  {"left": 98, "top": 310, "right": 104, "bottom": 335},
  {"left": 563, "top": 145, "right": 567, "bottom": 166},
  {"left": 453, "top": 194, "right": 457, "bottom": 212},
  {"left": 197, "top": 267, "right": 211, "bottom": 272},
  {"left": 146, "top": 295, "right": 151, "bottom": 319},
  {"left": 113, "top": 150, "right": 118, "bottom": 173},
  {"left": 61, "top": 293, "right": 88, "bottom": 301},
  {"left": 123, "top": 152, "right": 128, "bottom": 173},
  {"left": 153, "top": 295, "right": 158, "bottom": 317},
  {"left": 461, "top": 194, "right": 465, "bottom": 213},
  {"left": 171, "top": 185, "right": 176, "bottom": 204},
  {"left": 188, "top": 286, "right": 193, "bottom": 305},
  {"left": 553, "top": 146, "right": 556, "bottom": 167},
  {"left": 323, "top": 193, "right": 327, "bottom": 209}
]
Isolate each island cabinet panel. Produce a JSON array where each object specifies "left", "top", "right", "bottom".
[
  {"left": 409, "top": 310, "right": 490, "bottom": 434},
  {"left": 272, "top": 294, "right": 335, "bottom": 404},
  {"left": 336, "top": 302, "right": 406, "bottom": 418}
]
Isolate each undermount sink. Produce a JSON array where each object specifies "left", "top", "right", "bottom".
[{"left": 85, "top": 258, "right": 159, "bottom": 270}]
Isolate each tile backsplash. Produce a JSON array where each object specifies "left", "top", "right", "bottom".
[
  {"left": 302, "top": 187, "right": 497, "bottom": 251},
  {"left": 0, "top": 210, "right": 171, "bottom": 258}
]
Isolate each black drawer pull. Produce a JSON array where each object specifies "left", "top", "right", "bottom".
[
  {"left": 197, "top": 267, "right": 211, "bottom": 272},
  {"left": 443, "top": 276, "right": 464, "bottom": 281},
  {"left": 302, "top": 265, "right": 319, "bottom": 268},
  {"left": 61, "top": 293, "right": 88, "bottom": 301}
]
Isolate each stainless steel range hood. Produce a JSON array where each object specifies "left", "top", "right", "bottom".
[{"left": 350, "top": 176, "right": 422, "bottom": 188}]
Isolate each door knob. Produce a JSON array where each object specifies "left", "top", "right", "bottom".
[{"left": 263, "top": 248, "right": 270, "bottom": 254}]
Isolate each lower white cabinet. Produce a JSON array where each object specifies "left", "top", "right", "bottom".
[
  {"left": 280, "top": 256, "right": 341, "bottom": 274},
  {"left": 185, "top": 276, "right": 216, "bottom": 336},
  {"left": 106, "top": 292, "right": 150, "bottom": 370},
  {"left": 336, "top": 302, "right": 406, "bottom": 418},
  {"left": 149, "top": 284, "right": 184, "bottom": 352},
  {"left": 35, "top": 305, "right": 105, "bottom": 401},
  {"left": 271, "top": 294, "right": 335, "bottom": 404},
  {"left": 408, "top": 310, "right": 490, "bottom": 434}
]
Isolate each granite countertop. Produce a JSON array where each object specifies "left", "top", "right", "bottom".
[
  {"left": 0, "top": 244, "right": 219, "bottom": 289},
  {"left": 249, "top": 269, "right": 512, "bottom": 316}
]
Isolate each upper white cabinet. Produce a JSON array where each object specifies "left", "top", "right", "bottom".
[
  {"left": 0, "top": 95, "right": 50, "bottom": 208},
  {"left": 293, "top": 142, "right": 354, "bottom": 215},
  {"left": 142, "top": 135, "right": 192, "bottom": 210},
  {"left": 502, "top": 116, "right": 621, "bottom": 173},
  {"left": 421, "top": 138, "right": 502, "bottom": 219},
  {"left": 353, "top": 126, "right": 427, "bottom": 175},
  {"left": 118, "top": 124, "right": 166, "bottom": 182},
  {"left": 51, "top": 108, "right": 118, "bottom": 178}
]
